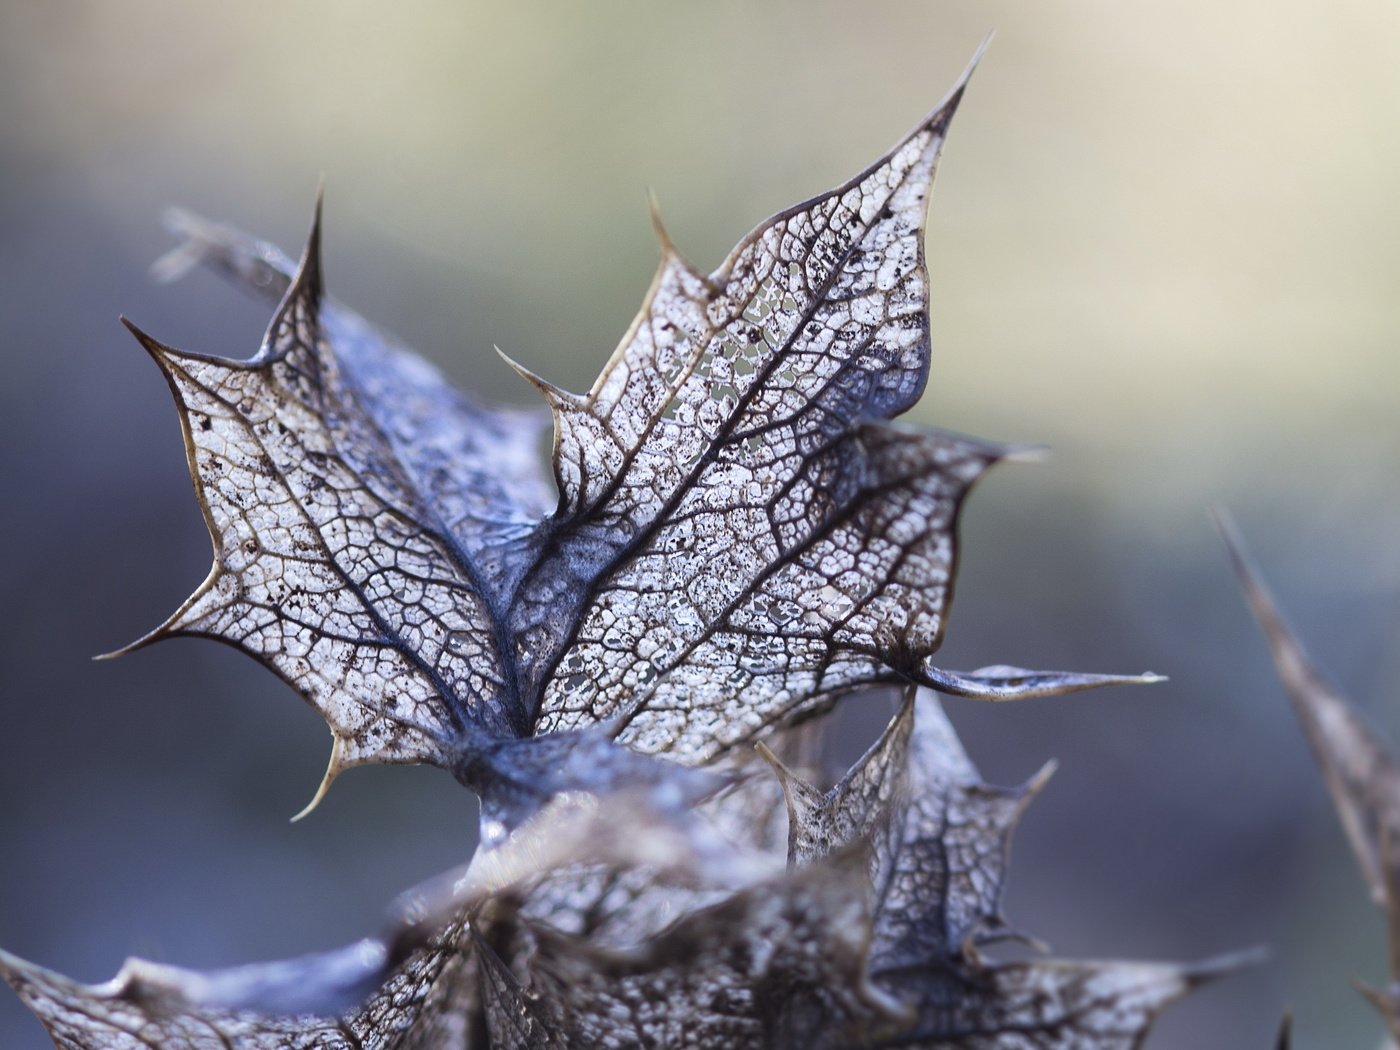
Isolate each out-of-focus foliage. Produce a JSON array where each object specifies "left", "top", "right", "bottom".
[
  {"left": 2, "top": 3, "right": 1399, "bottom": 1048},
  {"left": 1227, "top": 518, "right": 1400, "bottom": 1045}
]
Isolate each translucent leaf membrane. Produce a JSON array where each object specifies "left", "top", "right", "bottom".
[
  {"left": 3, "top": 45, "right": 1211, "bottom": 1050},
  {"left": 115, "top": 42, "right": 1149, "bottom": 814}
]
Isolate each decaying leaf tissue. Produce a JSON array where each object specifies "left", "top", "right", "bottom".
[
  {"left": 1223, "top": 518, "right": 1400, "bottom": 1048},
  {"left": 1, "top": 49, "right": 1234, "bottom": 1049}
]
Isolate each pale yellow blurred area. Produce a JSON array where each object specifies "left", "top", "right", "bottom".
[
  {"left": 2, "top": 3, "right": 1400, "bottom": 1048},
  {"left": 8, "top": 3, "right": 1398, "bottom": 431},
  {"left": 6, "top": 2, "right": 1393, "bottom": 559},
  {"left": 10, "top": 18, "right": 1399, "bottom": 375}
]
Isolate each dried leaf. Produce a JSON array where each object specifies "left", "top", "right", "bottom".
[
  {"left": 119, "top": 211, "right": 551, "bottom": 786},
  {"left": 759, "top": 688, "right": 914, "bottom": 866},
  {"left": 475, "top": 934, "right": 563, "bottom": 1050},
  {"left": 763, "top": 689, "right": 1047, "bottom": 956},
  {"left": 868, "top": 690, "right": 1053, "bottom": 970},
  {"left": 108, "top": 45, "right": 1153, "bottom": 828},
  {"left": 514, "top": 770, "right": 789, "bottom": 951},
  {"left": 0, "top": 757, "right": 797, "bottom": 1045},
  {"left": 6, "top": 45, "right": 1194, "bottom": 1050},
  {"left": 1220, "top": 513, "right": 1400, "bottom": 911},
  {"left": 524, "top": 848, "right": 900, "bottom": 1050},
  {"left": 0, "top": 924, "right": 476, "bottom": 1050},
  {"left": 759, "top": 686, "right": 1248, "bottom": 1048},
  {"left": 877, "top": 954, "right": 1245, "bottom": 1050},
  {"left": 1222, "top": 512, "right": 1400, "bottom": 1040}
]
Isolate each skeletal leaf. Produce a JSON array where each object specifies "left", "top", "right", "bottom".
[
  {"left": 5, "top": 45, "right": 1193, "bottom": 1050},
  {"left": 759, "top": 688, "right": 916, "bottom": 866},
  {"left": 476, "top": 934, "right": 564, "bottom": 1050},
  {"left": 152, "top": 206, "right": 558, "bottom": 588},
  {"left": 120, "top": 208, "right": 554, "bottom": 787},
  {"left": 1222, "top": 513, "right": 1400, "bottom": 1041},
  {"left": 0, "top": 924, "right": 476, "bottom": 1050},
  {"left": 766, "top": 688, "right": 1048, "bottom": 959},
  {"left": 0, "top": 675, "right": 1223, "bottom": 1050},
  {"left": 517, "top": 67, "right": 1156, "bottom": 758},
  {"left": 0, "top": 758, "right": 805, "bottom": 1046},
  {"left": 515, "top": 769, "right": 789, "bottom": 950},
  {"left": 762, "top": 686, "right": 1245, "bottom": 1049},
  {"left": 869, "top": 690, "right": 1053, "bottom": 970},
  {"left": 106, "top": 43, "right": 1153, "bottom": 824},
  {"left": 524, "top": 847, "right": 900, "bottom": 1050},
  {"left": 876, "top": 954, "right": 1245, "bottom": 1050}
]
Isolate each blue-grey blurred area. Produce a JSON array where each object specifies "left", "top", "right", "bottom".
[{"left": 2, "top": 2, "right": 1399, "bottom": 1047}]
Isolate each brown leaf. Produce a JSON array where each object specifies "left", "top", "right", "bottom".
[
  {"left": 1221, "top": 512, "right": 1400, "bottom": 912},
  {"left": 1221, "top": 510, "right": 1400, "bottom": 1039}
]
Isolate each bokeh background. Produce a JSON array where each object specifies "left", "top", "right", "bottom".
[{"left": 2, "top": 3, "right": 1399, "bottom": 1047}]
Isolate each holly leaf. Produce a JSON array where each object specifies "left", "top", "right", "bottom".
[
  {"left": 868, "top": 689, "right": 1051, "bottom": 968},
  {"left": 118, "top": 207, "right": 552, "bottom": 799},
  {"left": 1222, "top": 512, "right": 1400, "bottom": 1040},
  {"left": 0, "top": 688, "right": 1234, "bottom": 1050},
  {"left": 0, "top": 924, "right": 476, "bottom": 1050},
  {"left": 876, "top": 956, "right": 1245, "bottom": 1050},
  {"left": 5, "top": 45, "right": 1191, "bottom": 1050},
  {"left": 761, "top": 688, "right": 1049, "bottom": 957},
  {"left": 522, "top": 847, "right": 901, "bottom": 1049},
  {"left": 761, "top": 687, "right": 1241, "bottom": 1048},
  {"left": 109, "top": 43, "right": 1152, "bottom": 829}
]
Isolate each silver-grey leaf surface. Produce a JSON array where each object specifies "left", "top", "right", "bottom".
[
  {"left": 3, "top": 45, "right": 1210, "bottom": 1050},
  {"left": 121, "top": 209, "right": 553, "bottom": 793},
  {"left": 869, "top": 690, "right": 1052, "bottom": 971},
  {"left": 877, "top": 956, "right": 1238, "bottom": 1050},
  {"left": 524, "top": 848, "right": 896, "bottom": 1050},
  {"left": 521, "top": 68, "right": 1002, "bottom": 760},
  {"left": 0, "top": 925, "right": 477, "bottom": 1050}
]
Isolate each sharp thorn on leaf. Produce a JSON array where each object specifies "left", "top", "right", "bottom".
[
  {"left": 291, "top": 735, "right": 347, "bottom": 823},
  {"left": 293, "top": 188, "right": 325, "bottom": 305},
  {"left": 922, "top": 662, "right": 1166, "bottom": 701},
  {"left": 494, "top": 345, "right": 576, "bottom": 407},
  {"left": 119, "top": 315, "right": 178, "bottom": 365}
]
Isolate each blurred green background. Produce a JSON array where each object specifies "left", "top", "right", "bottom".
[{"left": 2, "top": 3, "right": 1399, "bottom": 1047}]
